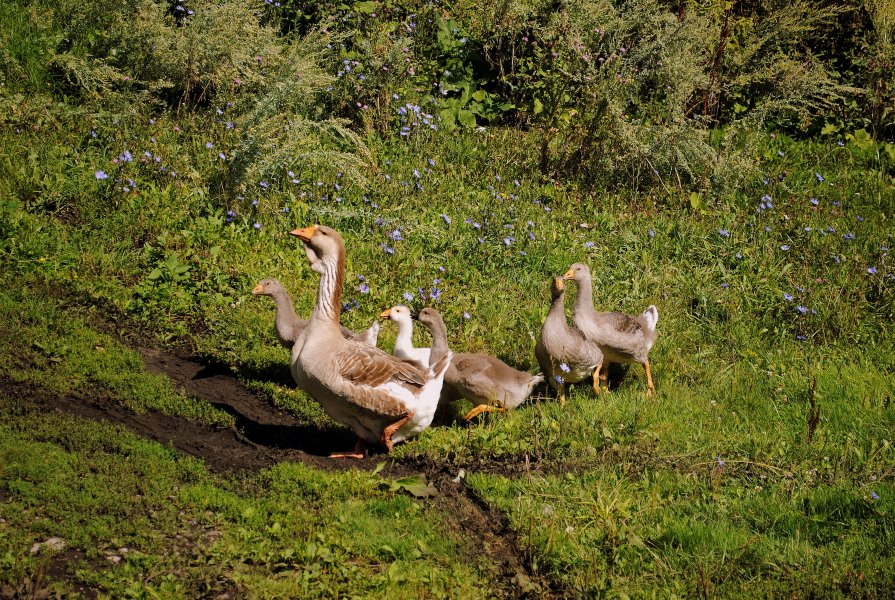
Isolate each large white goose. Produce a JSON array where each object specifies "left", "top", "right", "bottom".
[
  {"left": 563, "top": 263, "right": 658, "bottom": 397},
  {"left": 289, "top": 224, "right": 451, "bottom": 457},
  {"left": 415, "top": 307, "right": 544, "bottom": 420}
]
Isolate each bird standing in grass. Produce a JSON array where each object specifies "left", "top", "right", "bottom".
[
  {"left": 563, "top": 263, "right": 658, "bottom": 397},
  {"left": 415, "top": 307, "right": 543, "bottom": 421},
  {"left": 535, "top": 276, "right": 604, "bottom": 405},
  {"left": 289, "top": 224, "right": 451, "bottom": 457}
]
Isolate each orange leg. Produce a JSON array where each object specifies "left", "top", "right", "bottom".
[
  {"left": 464, "top": 404, "right": 505, "bottom": 421},
  {"left": 382, "top": 412, "right": 414, "bottom": 451},
  {"left": 592, "top": 361, "right": 603, "bottom": 395},
  {"left": 599, "top": 363, "right": 610, "bottom": 394},
  {"left": 330, "top": 437, "right": 367, "bottom": 459},
  {"left": 644, "top": 361, "right": 655, "bottom": 398}
]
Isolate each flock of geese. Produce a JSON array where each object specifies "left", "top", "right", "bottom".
[{"left": 252, "top": 224, "right": 659, "bottom": 458}]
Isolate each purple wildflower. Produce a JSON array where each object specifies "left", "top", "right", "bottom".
[
  {"left": 815, "top": 172, "right": 824, "bottom": 183},
  {"left": 719, "top": 229, "right": 730, "bottom": 238},
  {"left": 780, "top": 245, "right": 790, "bottom": 251},
  {"left": 95, "top": 170, "right": 109, "bottom": 180},
  {"left": 253, "top": 222, "right": 261, "bottom": 230},
  {"left": 359, "top": 283, "right": 370, "bottom": 294},
  {"left": 440, "top": 214, "right": 452, "bottom": 224},
  {"left": 559, "top": 363, "right": 571, "bottom": 373},
  {"left": 868, "top": 266, "right": 878, "bottom": 275}
]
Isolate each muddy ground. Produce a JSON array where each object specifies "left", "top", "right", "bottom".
[{"left": 0, "top": 342, "right": 562, "bottom": 598}]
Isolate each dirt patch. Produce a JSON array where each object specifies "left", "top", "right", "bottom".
[{"left": 430, "top": 471, "right": 560, "bottom": 599}]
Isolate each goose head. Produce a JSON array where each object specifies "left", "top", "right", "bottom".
[
  {"left": 563, "top": 262, "right": 591, "bottom": 284},
  {"left": 252, "top": 278, "right": 284, "bottom": 297},
  {"left": 290, "top": 224, "right": 344, "bottom": 273},
  {"left": 379, "top": 305, "right": 415, "bottom": 325},
  {"left": 415, "top": 307, "right": 445, "bottom": 330},
  {"left": 550, "top": 276, "right": 565, "bottom": 299}
]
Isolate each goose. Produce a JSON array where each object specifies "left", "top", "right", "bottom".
[
  {"left": 252, "top": 278, "right": 380, "bottom": 348},
  {"left": 563, "top": 263, "right": 658, "bottom": 397},
  {"left": 534, "top": 276, "right": 604, "bottom": 404},
  {"left": 289, "top": 224, "right": 451, "bottom": 458},
  {"left": 379, "top": 305, "right": 431, "bottom": 367},
  {"left": 415, "top": 307, "right": 544, "bottom": 421}
]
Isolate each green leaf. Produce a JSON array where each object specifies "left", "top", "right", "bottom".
[
  {"left": 389, "top": 474, "right": 437, "bottom": 498},
  {"left": 820, "top": 122, "right": 840, "bottom": 136},
  {"left": 472, "top": 89, "right": 487, "bottom": 103},
  {"left": 458, "top": 110, "right": 477, "bottom": 129},
  {"left": 533, "top": 98, "right": 544, "bottom": 115},
  {"left": 353, "top": 1, "right": 378, "bottom": 14}
]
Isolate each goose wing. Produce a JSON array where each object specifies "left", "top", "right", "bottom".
[{"left": 333, "top": 342, "right": 430, "bottom": 417}]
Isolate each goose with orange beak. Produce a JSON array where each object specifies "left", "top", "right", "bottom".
[
  {"left": 562, "top": 263, "right": 658, "bottom": 397},
  {"left": 288, "top": 224, "right": 452, "bottom": 457}
]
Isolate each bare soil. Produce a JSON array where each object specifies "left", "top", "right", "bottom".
[{"left": 0, "top": 343, "right": 561, "bottom": 597}]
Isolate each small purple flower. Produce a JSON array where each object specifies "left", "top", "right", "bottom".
[
  {"left": 359, "top": 283, "right": 370, "bottom": 294},
  {"left": 554, "top": 375, "right": 564, "bottom": 384},
  {"left": 437, "top": 266, "right": 445, "bottom": 272},
  {"left": 857, "top": 216, "right": 864, "bottom": 222},
  {"left": 95, "top": 170, "right": 109, "bottom": 180},
  {"left": 403, "top": 292, "right": 414, "bottom": 302},
  {"left": 810, "top": 198, "right": 818, "bottom": 206},
  {"left": 649, "top": 230, "right": 655, "bottom": 238},
  {"left": 868, "top": 266, "right": 878, "bottom": 275},
  {"left": 226, "top": 121, "right": 234, "bottom": 129},
  {"left": 559, "top": 363, "right": 571, "bottom": 373},
  {"left": 413, "top": 169, "right": 420, "bottom": 178},
  {"left": 584, "top": 241, "right": 594, "bottom": 248},
  {"left": 381, "top": 243, "right": 395, "bottom": 254},
  {"left": 780, "top": 245, "right": 790, "bottom": 251},
  {"left": 871, "top": 492, "right": 880, "bottom": 500},
  {"left": 440, "top": 214, "right": 452, "bottom": 224},
  {"left": 844, "top": 232, "right": 855, "bottom": 241},
  {"left": 427, "top": 158, "right": 435, "bottom": 167},
  {"left": 721, "top": 282, "right": 728, "bottom": 289},
  {"left": 797, "top": 305, "right": 808, "bottom": 315},
  {"left": 259, "top": 181, "right": 269, "bottom": 189},
  {"left": 833, "top": 255, "right": 841, "bottom": 264},
  {"left": 796, "top": 335, "right": 807, "bottom": 341},
  {"left": 429, "top": 288, "right": 442, "bottom": 301},
  {"left": 783, "top": 292, "right": 793, "bottom": 301},
  {"left": 503, "top": 237, "right": 514, "bottom": 246},
  {"left": 716, "top": 456, "right": 725, "bottom": 468},
  {"left": 253, "top": 222, "right": 261, "bottom": 230},
  {"left": 463, "top": 311, "right": 471, "bottom": 319},
  {"left": 719, "top": 229, "right": 729, "bottom": 238},
  {"left": 218, "top": 152, "right": 226, "bottom": 160},
  {"left": 815, "top": 172, "right": 824, "bottom": 183},
  {"left": 205, "top": 141, "right": 213, "bottom": 149}
]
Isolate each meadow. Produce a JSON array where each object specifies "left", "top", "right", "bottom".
[{"left": 1, "top": 0, "right": 894, "bottom": 597}]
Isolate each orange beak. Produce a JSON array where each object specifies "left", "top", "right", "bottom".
[
  {"left": 379, "top": 308, "right": 392, "bottom": 319},
  {"left": 251, "top": 284, "right": 264, "bottom": 295},
  {"left": 290, "top": 224, "right": 318, "bottom": 242},
  {"left": 562, "top": 268, "right": 575, "bottom": 280},
  {"left": 553, "top": 277, "right": 565, "bottom": 291}
]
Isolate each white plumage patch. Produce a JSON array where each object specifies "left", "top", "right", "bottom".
[{"left": 642, "top": 305, "right": 659, "bottom": 331}]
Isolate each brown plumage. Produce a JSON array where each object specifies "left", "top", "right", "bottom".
[
  {"left": 289, "top": 225, "right": 451, "bottom": 455},
  {"left": 416, "top": 307, "right": 544, "bottom": 420},
  {"left": 563, "top": 262, "right": 659, "bottom": 396},
  {"left": 534, "top": 276, "right": 604, "bottom": 403}
]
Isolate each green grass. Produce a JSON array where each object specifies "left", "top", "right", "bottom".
[
  {"left": 1, "top": 1, "right": 894, "bottom": 594},
  {"left": 0, "top": 408, "right": 495, "bottom": 598}
]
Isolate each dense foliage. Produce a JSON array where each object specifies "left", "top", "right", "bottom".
[{"left": 1, "top": 0, "right": 893, "bottom": 597}]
